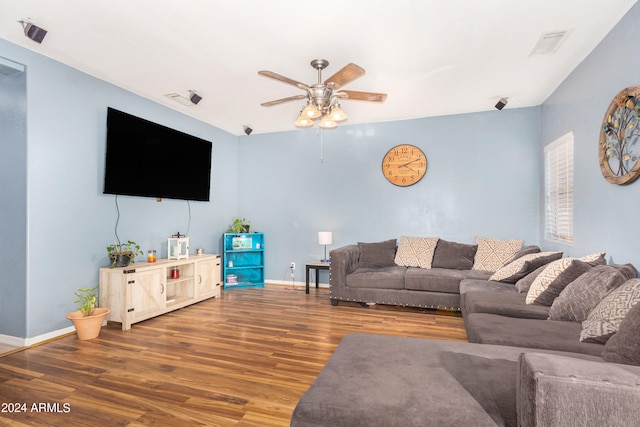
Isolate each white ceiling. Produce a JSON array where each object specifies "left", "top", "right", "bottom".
[{"left": 0, "top": 0, "right": 637, "bottom": 135}]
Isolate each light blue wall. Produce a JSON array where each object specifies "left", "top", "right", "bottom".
[
  {"left": 540, "top": 2, "right": 640, "bottom": 267},
  {"left": 238, "top": 108, "right": 542, "bottom": 282},
  {"left": 0, "top": 38, "right": 238, "bottom": 339},
  {"left": 3, "top": 1, "right": 639, "bottom": 339},
  {"left": 0, "top": 57, "right": 27, "bottom": 337}
]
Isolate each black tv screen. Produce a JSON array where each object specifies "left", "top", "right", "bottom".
[{"left": 103, "top": 107, "right": 212, "bottom": 201}]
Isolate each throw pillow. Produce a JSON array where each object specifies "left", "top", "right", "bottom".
[
  {"left": 431, "top": 239, "right": 477, "bottom": 270},
  {"left": 515, "top": 264, "right": 547, "bottom": 293},
  {"left": 501, "top": 245, "right": 541, "bottom": 267},
  {"left": 472, "top": 236, "right": 524, "bottom": 272},
  {"left": 548, "top": 264, "right": 637, "bottom": 322},
  {"left": 357, "top": 239, "right": 397, "bottom": 268},
  {"left": 394, "top": 236, "right": 439, "bottom": 268},
  {"left": 601, "top": 302, "right": 640, "bottom": 365},
  {"left": 489, "top": 251, "right": 563, "bottom": 284},
  {"left": 580, "top": 252, "right": 607, "bottom": 267},
  {"left": 580, "top": 278, "right": 640, "bottom": 344},
  {"left": 525, "top": 258, "right": 592, "bottom": 305}
]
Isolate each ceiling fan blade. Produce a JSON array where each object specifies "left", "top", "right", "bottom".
[
  {"left": 324, "top": 63, "right": 365, "bottom": 89},
  {"left": 258, "top": 70, "right": 309, "bottom": 90},
  {"left": 261, "top": 94, "right": 307, "bottom": 107},
  {"left": 336, "top": 90, "right": 387, "bottom": 103}
]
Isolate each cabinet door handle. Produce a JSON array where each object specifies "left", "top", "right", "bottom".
[
  {"left": 199, "top": 275, "right": 202, "bottom": 284},
  {"left": 161, "top": 283, "right": 165, "bottom": 294}
]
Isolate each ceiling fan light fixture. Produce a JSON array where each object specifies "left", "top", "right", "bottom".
[
  {"left": 330, "top": 104, "right": 348, "bottom": 122},
  {"left": 295, "top": 113, "right": 314, "bottom": 127},
  {"left": 318, "top": 115, "right": 337, "bottom": 129},
  {"left": 302, "top": 103, "right": 322, "bottom": 119}
]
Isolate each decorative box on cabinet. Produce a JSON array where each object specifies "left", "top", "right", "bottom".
[
  {"left": 223, "top": 232, "right": 264, "bottom": 289},
  {"left": 99, "top": 254, "right": 221, "bottom": 330}
]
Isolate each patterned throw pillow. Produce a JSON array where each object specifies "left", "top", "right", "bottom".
[
  {"left": 581, "top": 279, "right": 640, "bottom": 343},
  {"left": 472, "top": 237, "right": 524, "bottom": 272},
  {"left": 489, "top": 251, "right": 562, "bottom": 283},
  {"left": 525, "top": 258, "right": 592, "bottom": 305},
  {"left": 394, "top": 236, "right": 439, "bottom": 269},
  {"left": 548, "top": 264, "right": 637, "bottom": 321}
]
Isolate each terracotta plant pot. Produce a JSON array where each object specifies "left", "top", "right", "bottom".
[{"left": 66, "top": 307, "right": 111, "bottom": 340}]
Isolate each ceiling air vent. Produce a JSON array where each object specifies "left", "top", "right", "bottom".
[{"left": 530, "top": 31, "right": 569, "bottom": 56}]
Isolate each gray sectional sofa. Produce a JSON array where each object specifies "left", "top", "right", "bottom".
[
  {"left": 292, "top": 237, "right": 640, "bottom": 426},
  {"left": 329, "top": 238, "right": 498, "bottom": 310}
]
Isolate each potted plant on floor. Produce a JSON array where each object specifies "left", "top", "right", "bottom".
[
  {"left": 227, "top": 217, "right": 251, "bottom": 233},
  {"left": 106, "top": 239, "right": 143, "bottom": 268},
  {"left": 66, "top": 285, "right": 111, "bottom": 340}
]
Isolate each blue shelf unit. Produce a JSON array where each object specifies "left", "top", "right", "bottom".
[{"left": 223, "top": 232, "right": 264, "bottom": 290}]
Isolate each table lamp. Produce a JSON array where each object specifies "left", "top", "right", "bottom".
[{"left": 318, "top": 231, "right": 332, "bottom": 263}]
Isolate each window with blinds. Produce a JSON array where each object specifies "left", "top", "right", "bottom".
[{"left": 544, "top": 132, "right": 574, "bottom": 243}]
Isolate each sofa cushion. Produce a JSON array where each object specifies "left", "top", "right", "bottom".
[
  {"left": 464, "top": 313, "right": 605, "bottom": 356},
  {"left": 346, "top": 266, "right": 406, "bottom": 289},
  {"left": 357, "top": 239, "right": 397, "bottom": 268},
  {"left": 489, "top": 251, "right": 563, "bottom": 284},
  {"left": 580, "top": 278, "right": 640, "bottom": 344},
  {"left": 431, "top": 239, "right": 477, "bottom": 270},
  {"left": 394, "top": 236, "right": 439, "bottom": 268},
  {"left": 464, "top": 291, "right": 550, "bottom": 319},
  {"left": 472, "top": 236, "right": 524, "bottom": 272},
  {"left": 459, "top": 278, "right": 517, "bottom": 295},
  {"left": 525, "top": 259, "right": 592, "bottom": 306},
  {"left": 405, "top": 268, "right": 463, "bottom": 293},
  {"left": 548, "top": 264, "right": 637, "bottom": 322}
]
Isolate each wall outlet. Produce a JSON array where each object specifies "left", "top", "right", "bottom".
[{"left": 290, "top": 262, "right": 295, "bottom": 270}]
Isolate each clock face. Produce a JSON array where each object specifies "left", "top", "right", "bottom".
[{"left": 381, "top": 144, "right": 427, "bottom": 187}]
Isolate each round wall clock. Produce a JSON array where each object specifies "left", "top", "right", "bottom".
[
  {"left": 381, "top": 144, "right": 427, "bottom": 187},
  {"left": 600, "top": 85, "right": 640, "bottom": 185}
]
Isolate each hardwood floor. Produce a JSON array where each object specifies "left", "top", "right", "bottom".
[{"left": 0, "top": 287, "right": 467, "bottom": 426}]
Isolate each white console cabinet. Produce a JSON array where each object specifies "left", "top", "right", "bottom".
[{"left": 99, "top": 254, "right": 221, "bottom": 330}]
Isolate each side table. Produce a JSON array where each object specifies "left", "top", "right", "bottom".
[{"left": 305, "top": 261, "right": 330, "bottom": 294}]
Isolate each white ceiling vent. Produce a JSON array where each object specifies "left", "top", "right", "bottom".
[
  {"left": 164, "top": 93, "right": 193, "bottom": 106},
  {"left": 530, "top": 31, "right": 569, "bottom": 56}
]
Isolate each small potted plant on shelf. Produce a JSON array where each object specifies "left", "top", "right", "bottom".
[
  {"left": 66, "top": 285, "right": 111, "bottom": 340},
  {"left": 106, "top": 240, "right": 143, "bottom": 268},
  {"left": 227, "top": 217, "right": 251, "bottom": 233}
]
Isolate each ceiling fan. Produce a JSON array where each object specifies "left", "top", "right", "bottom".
[{"left": 259, "top": 59, "right": 387, "bottom": 129}]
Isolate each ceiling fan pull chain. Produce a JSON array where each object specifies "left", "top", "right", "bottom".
[{"left": 318, "top": 126, "right": 324, "bottom": 163}]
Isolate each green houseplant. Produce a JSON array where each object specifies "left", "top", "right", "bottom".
[
  {"left": 226, "top": 217, "right": 251, "bottom": 233},
  {"left": 66, "top": 285, "right": 111, "bottom": 340},
  {"left": 107, "top": 240, "right": 143, "bottom": 268}
]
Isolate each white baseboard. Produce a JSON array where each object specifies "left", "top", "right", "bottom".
[
  {"left": 265, "top": 280, "right": 329, "bottom": 289},
  {"left": 0, "top": 326, "right": 76, "bottom": 348}
]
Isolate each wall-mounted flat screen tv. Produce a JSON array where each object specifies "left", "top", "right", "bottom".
[{"left": 103, "top": 107, "right": 212, "bottom": 201}]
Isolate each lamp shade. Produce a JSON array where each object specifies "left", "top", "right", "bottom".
[
  {"left": 318, "top": 231, "right": 332, "bottom": 245},
  {"left": 318, "top": 115, "right": 337, "bottom": 129},
  {"left": 330, "top": 105, "right": 348, "bottom": 122},
  {"left": 295, "top": 113, "right": 313, "bottom": 127}
]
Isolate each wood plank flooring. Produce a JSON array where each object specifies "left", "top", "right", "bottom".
[{"left": 0, "top": 287, "right": 467, "bottom": 426}]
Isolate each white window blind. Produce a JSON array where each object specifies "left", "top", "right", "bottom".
[{"left": 544, "top": 132, "right": 574, "bottom": 243}]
